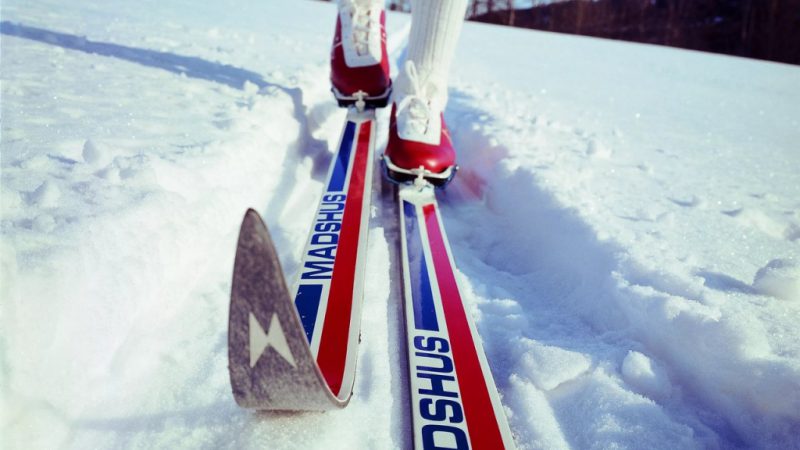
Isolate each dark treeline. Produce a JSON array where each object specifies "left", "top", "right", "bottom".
[
  {"left": 323, "top": 0, "right": 799, "bottom": 65},
  {"left": 467, "top": 0, "right": 800, "bottom": 65}
]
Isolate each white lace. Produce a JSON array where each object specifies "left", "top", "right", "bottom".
[
  {"left": 396, "top": 61, "right": 443, "bottom": 138},
  {"left": 346, "top": 5, "right": 374, "bottom": 56}
]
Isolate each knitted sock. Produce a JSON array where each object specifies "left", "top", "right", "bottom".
[
  {"left": 338, "top": 0, "right": 384, "bottom": 10},
  {"left": 399, "top": 0, "right": 468, "bottom": 106}
]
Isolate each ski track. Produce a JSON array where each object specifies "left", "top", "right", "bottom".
[
  {"left": 440, "top": 85, "right": 800, "bottom": 448},
  {"left": 3, "top": 0, "right": 800, "bottom": 449},
  {"left": 441, "top": 98, "right": 710, "bottom": 449}
]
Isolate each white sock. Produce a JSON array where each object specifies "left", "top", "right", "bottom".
[
  {"left": 337, "top": 0, "right": 383, "bottom": 10},
  {"left": 398, "top": 0, "right": 468, "bottom": 107}
]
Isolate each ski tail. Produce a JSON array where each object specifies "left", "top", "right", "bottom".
[
  {"left": 399, "top": 185, "right": 516, "bottom": 449},
  {"left": 228, "top": 108, "right": 376, "bottom": 410}
]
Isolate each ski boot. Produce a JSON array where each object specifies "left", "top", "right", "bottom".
[
  {"left": 330, "top": 0, "right": 392, "bottom": 111},
  {"left": 383, "top": 61, "right": 457, "bottom": 188}
]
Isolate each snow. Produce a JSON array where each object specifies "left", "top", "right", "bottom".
[
  {"left": 620, "top": 351, "right": 671, "bottom": 400},
  {"left": 753, "top": 259, "right": 800, "bottom": 301},
  {"left": 2, "top": 0, "right": 800, "bottom": 449}
]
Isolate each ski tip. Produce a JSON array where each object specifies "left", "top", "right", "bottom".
[
  {"left": 228, "top": 207, "right": 290, "bottom": 409},
  {"left": 242, "top": 207, "right": 263, "bottom": 226},
  {"left": 238, "top": 208, "right": 269, "bottom": 242},
  {"left": 228, "top": 207, "right": 350, "bottom": 411}
]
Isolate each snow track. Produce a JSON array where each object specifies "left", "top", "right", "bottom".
[
  {"left": 3, "top": 0, "right": 799, "bottom": 449},
  {"left": 440, "top": 75, "right": 800, "bottom": 448},
  {"left": 442, "top": 100, "right": 710, "bottom": 449}
]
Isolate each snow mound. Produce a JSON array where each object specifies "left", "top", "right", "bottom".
[
  {"left": 81, "top": 139, "right": 111, "bottom": 166},
  {"left": 753, "top": 259, "right": 800, "bottom": 301},
  {"left": 621, "top": 350, "right": 671, "bottom": 400},
  {"left": 29, "top": 181, "right": 61, "bottom": 208},
  {"left": 517, "top": 339, "right": 592, "bottom": 391}
]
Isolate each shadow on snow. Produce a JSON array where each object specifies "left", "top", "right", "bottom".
[{"left": 1, "top": 21, "right": 266, "bottom": 90}]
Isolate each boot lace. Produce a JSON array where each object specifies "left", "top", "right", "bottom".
[
  {"left": 347, "top": 5, "right": 374, "bottom": 56},
  {"left": 397, "top": 61, "right": 443, "bottom": 137}
]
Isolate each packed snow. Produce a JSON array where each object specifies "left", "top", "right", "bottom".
[{"left": 2, "top": 0, "right": 799, "bottom": 449}]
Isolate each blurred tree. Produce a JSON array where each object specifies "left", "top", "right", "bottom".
[
  {"left": 470, "top": 0, "right": 516, "bottom": 25},
  {"left": 311, "top": 0, "right": 800, "bottom": 64},
  {"left": 466, "top": 0, "right": 800, "bottom": 65}
]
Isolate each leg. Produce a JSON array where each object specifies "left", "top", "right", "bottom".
[{"left": 401, "top": 0, "right": 469, "bottom": 107}]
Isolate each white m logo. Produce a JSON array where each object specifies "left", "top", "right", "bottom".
[{"left": 249, "top": 312, "right": 297, "bottom": 369}]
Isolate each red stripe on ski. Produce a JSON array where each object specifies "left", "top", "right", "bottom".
[
  {"left": 317, "top": 120, "right": 371, "bottom": 396},
  {"left": 423, "top": 203, "right": 505, "bottom": 449}
]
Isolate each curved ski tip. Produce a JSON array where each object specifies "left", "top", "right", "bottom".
[
  {"left": 243, "top": 208, "right": 262, "bottom": 223},
  {"left": 240, "top": 208, "right": 267, "bottom": 233}
]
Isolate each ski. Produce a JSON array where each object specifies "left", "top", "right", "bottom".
[
  {"left": 398, "top": 183, "right": 516, "bottom": 449},
  {"left": 228, "top": 108, "right": 376, "bottom": 410}
]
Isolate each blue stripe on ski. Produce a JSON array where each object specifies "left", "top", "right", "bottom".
[
  {"left": 295, "top": 284, "right": 323, "bottom": 342},
  {"left": 403, "top": 200, "right": 439, "bottom": 332},
  {"left": 328, "top": 121, "right": 356, "bottom": 192}
]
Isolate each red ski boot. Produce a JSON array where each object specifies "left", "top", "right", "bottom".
[
  {"left": 330, "top": 0, "right": 391, "bottom": 110},
  {"left": 383, "top": 62, "right": 457, "bottom": 187}
]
